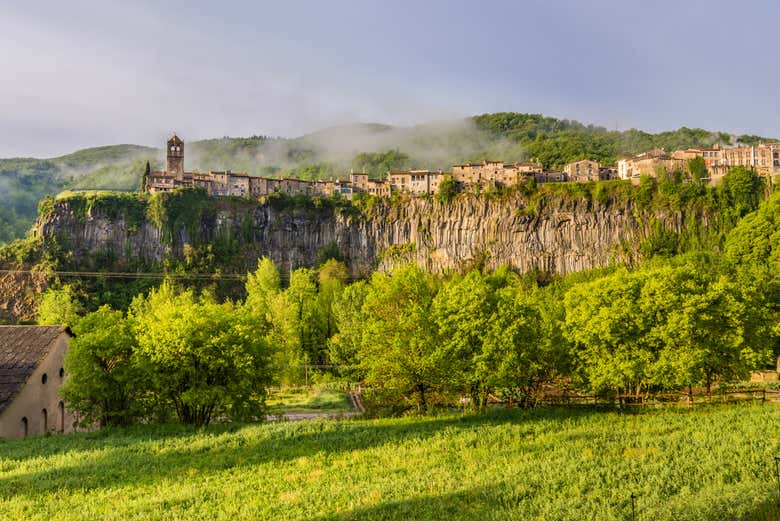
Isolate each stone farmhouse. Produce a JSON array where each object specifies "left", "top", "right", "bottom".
[
  {"left": 0, "top": 326, "right": 76, "bottom": 439},
  {"left": 146, "top": 135, "right": 776, "bottom": 200}
]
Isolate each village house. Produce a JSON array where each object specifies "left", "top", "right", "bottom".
[
  {"left": 563, "top": 159, "right": 600, "bottom": 182},
  {"left": 386, "top": 170, "right": 443, "bottom": 195},
  {"left": 0, "top": 326, "right": 76, "bottom": 439},
  {"left": 721, "top": 143, "right": 780, "bottom": 179},
  {"left": 617, "top": 149, "right": 686, "bottom": 183}
]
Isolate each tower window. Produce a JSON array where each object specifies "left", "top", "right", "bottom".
[{"left": 41, "top": 373, "right": 47, "bottom": 384}]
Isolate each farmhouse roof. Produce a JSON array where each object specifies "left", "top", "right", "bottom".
[{"left": 0, "top": 326, "right": 69, "bottom": 414}]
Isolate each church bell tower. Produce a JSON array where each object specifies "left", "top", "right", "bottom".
[{"left": 166, "top": 134, "right": 184, "bottom": 180}]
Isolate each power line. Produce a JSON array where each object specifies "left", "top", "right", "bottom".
[
  {"left": 0, "top": 269, "right": 248, "bottom": 280},
  {"left": 0, "top": 269, "right": 365, "bottom": 282}
]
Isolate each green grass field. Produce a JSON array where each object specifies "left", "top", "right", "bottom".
[
  {"left": 266, "top": 388, "right": 352, "bottom": 415},
  {"left": 2, "top": 404, "right": 780, "bottom": 520}
]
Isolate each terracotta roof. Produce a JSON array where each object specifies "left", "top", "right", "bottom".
[{"left": 0, "top": 326, "right": 69, "bottom": 414}]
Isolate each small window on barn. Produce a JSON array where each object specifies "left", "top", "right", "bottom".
[
  {"left": 59, "top": 367, "right": 65, "bottom": 378},
  {"left": 41, "top": 373, "right": 47, "bottom": 384}
]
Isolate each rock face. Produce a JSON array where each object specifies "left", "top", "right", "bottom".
[{"left": 35, "top": 192, "right": 708, "bottom": 277}]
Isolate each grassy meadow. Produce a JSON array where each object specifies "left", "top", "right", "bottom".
[{"left": 1, "top": 404, "right": 780, "bottom": 520}]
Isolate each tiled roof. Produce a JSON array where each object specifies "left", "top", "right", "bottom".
[{"left": 0, "top": 326, "right": 68, "bottom": 414}]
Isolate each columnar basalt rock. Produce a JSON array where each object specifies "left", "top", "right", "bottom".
[{"left": 34, "top": 192, "right": 706, "bottom": 278}]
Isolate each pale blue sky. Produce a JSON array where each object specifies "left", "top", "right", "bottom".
[{"left": 1, "top": 0, "right": 779, "bottom": 157}]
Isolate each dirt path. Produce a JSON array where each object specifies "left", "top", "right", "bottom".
[{"left": 266, "top": 390, "right": 365, "bottom": 422}]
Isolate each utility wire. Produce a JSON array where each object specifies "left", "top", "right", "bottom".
[
  {"left": 0, "top": 269, "right": 364, "bottom": 282},
  {"left": 0, "top": 269, "right": 247, "bottom": 280}
]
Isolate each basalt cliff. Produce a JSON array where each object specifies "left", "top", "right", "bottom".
[{"left": 34, "top": 189, "right": 717, "bottom": 275}]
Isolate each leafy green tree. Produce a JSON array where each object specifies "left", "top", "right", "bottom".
[
  {"left": 359, "top": 264, "right": 441, "bottom": 411},
  {"left": 317, "top": 259, "right": 349, "bottom": 341},
  {"left": 61, "top": 306, "right": 141, "bottom": 426},
  {"left": 720, "top": 166, "right": 764, "bottom": 217},
  {"left": 725, "top": 191, "right": 780, "bottom": 270},
  {"left": 329, "top": 280, "right": 369, "bottom": 377},
  {"left": 435, "top": 175, "right": 457, "bottom": 204},
  {"left": 688, "top": 156, "right": 707, "bottom": 183},
  {"left": 481, "top": 289, "right": 548, "bottom": 407},
  {"left": 37, "top": 285, "right": 84, "bottom": 327},
  {"left": 244, "top": 257, "right": 282, "bottom": 331},
  {"left": 141, "top": 161, "right": 151, "bottom": 192},
  {"left": 563, "top": 269, "right": 655, "bottom": 397},
  {"left": 131, "top": 283, "right": 271, "bottom": 425},
  {"left": 431, "top": 271, "right": 494, "bottom": 409}
]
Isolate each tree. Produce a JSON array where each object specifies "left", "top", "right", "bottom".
[
  {"left": 436, "top": 175, "right": 457, "bottom": 204},
  {"left": 244, "top": 257, "right": 282, "bottom": 332},
  {"left": 141, "top": 161, "right": 151, "bottom": 192},
  {"left": 359, "top": 264, "right": 441, "bottom": 411},
  {"left": 643, "top": 266, "right": 772, "bottom": 393},
  {"left": 131, "top": 283, "right": 271, "bottom": 425},
  {"left": 329, "top": 280, "right": 369, "bottom": 378},
  {"left": 317, "top": 259, "right": 349, "bottom": 342},
  {"left": 61, "top": 306, "right": 141, "bottom": 426},
  {"left": 481, "top": 289, "right": 548, "bottom": 407},
  {"left": 688, "top": 156, "right": 707, "bottom": 183},
  {"left": 720, "top": 166, "right": 763, "bottom": 217},
  {"left": 431, "top": 271, "right": 494, "bottom": 409},
  {"left": 724, "top": 191, "right": 780, "bottom": 270},
  {"left": 37, "top": 285, "right": 84, "bottom": 327},
  {"left": 565, "top": 263, "right": 773, "bottom": 398},
  {"left": 563, "top": 269, "right": 656, "bottom": 397}
]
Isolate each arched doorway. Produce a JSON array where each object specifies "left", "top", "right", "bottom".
[
  {"left": 21, "top": 417, "right": 28, "bottom": 437},
  {"left": 58, "top": 402, "right": 65, "bottom": 433},
  {"left": 42, "top": 408, "right": 47, "bottom": 432}
]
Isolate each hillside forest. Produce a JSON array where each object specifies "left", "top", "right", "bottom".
[{"left": 1, "top": 112, "right": 775, "bottom": 244}]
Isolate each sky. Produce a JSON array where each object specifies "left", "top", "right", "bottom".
[{"left": 1, "top": 0, "right": 780, "bottom": 157}]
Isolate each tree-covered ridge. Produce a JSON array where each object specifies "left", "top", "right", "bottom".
[{"left": 472, "top": 112, "right": 774, "bottom": 167}]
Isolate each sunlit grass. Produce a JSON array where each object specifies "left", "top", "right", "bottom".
[
  {"left": 0, "top": 404, "right": 779, "bottom": 520},
  {"left": 266, "top": 388, "right": 352, "bottom": 414}
]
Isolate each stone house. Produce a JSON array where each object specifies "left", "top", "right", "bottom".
[
  {"left": 564, "top": 159, "right": 600, "bottom": 182},
  {"left": 0, "top": 326, "right": 76, "bottom": 439},
  {"left": 617, "top": 149, "right": 686, "bottom": 183}
]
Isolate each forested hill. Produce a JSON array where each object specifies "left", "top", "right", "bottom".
[{"left": 0, "top": 112, "right": 775, "bottom": 244}]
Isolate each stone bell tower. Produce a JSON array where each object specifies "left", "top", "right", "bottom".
[{"left": 166, "top": 134, "right": 184, "bottom": 180}]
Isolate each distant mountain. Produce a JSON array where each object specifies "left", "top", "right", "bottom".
[{"left": 0, "top": 113, "right": 775, "bottom": 244}]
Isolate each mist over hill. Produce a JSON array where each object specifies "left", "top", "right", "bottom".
[{"left": 0, "top": 112, "right": 775, "bottom": 244}]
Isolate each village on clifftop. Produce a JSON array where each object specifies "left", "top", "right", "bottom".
[{"left": 146, "top": 135, "right": 780, "bottom": 199}]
